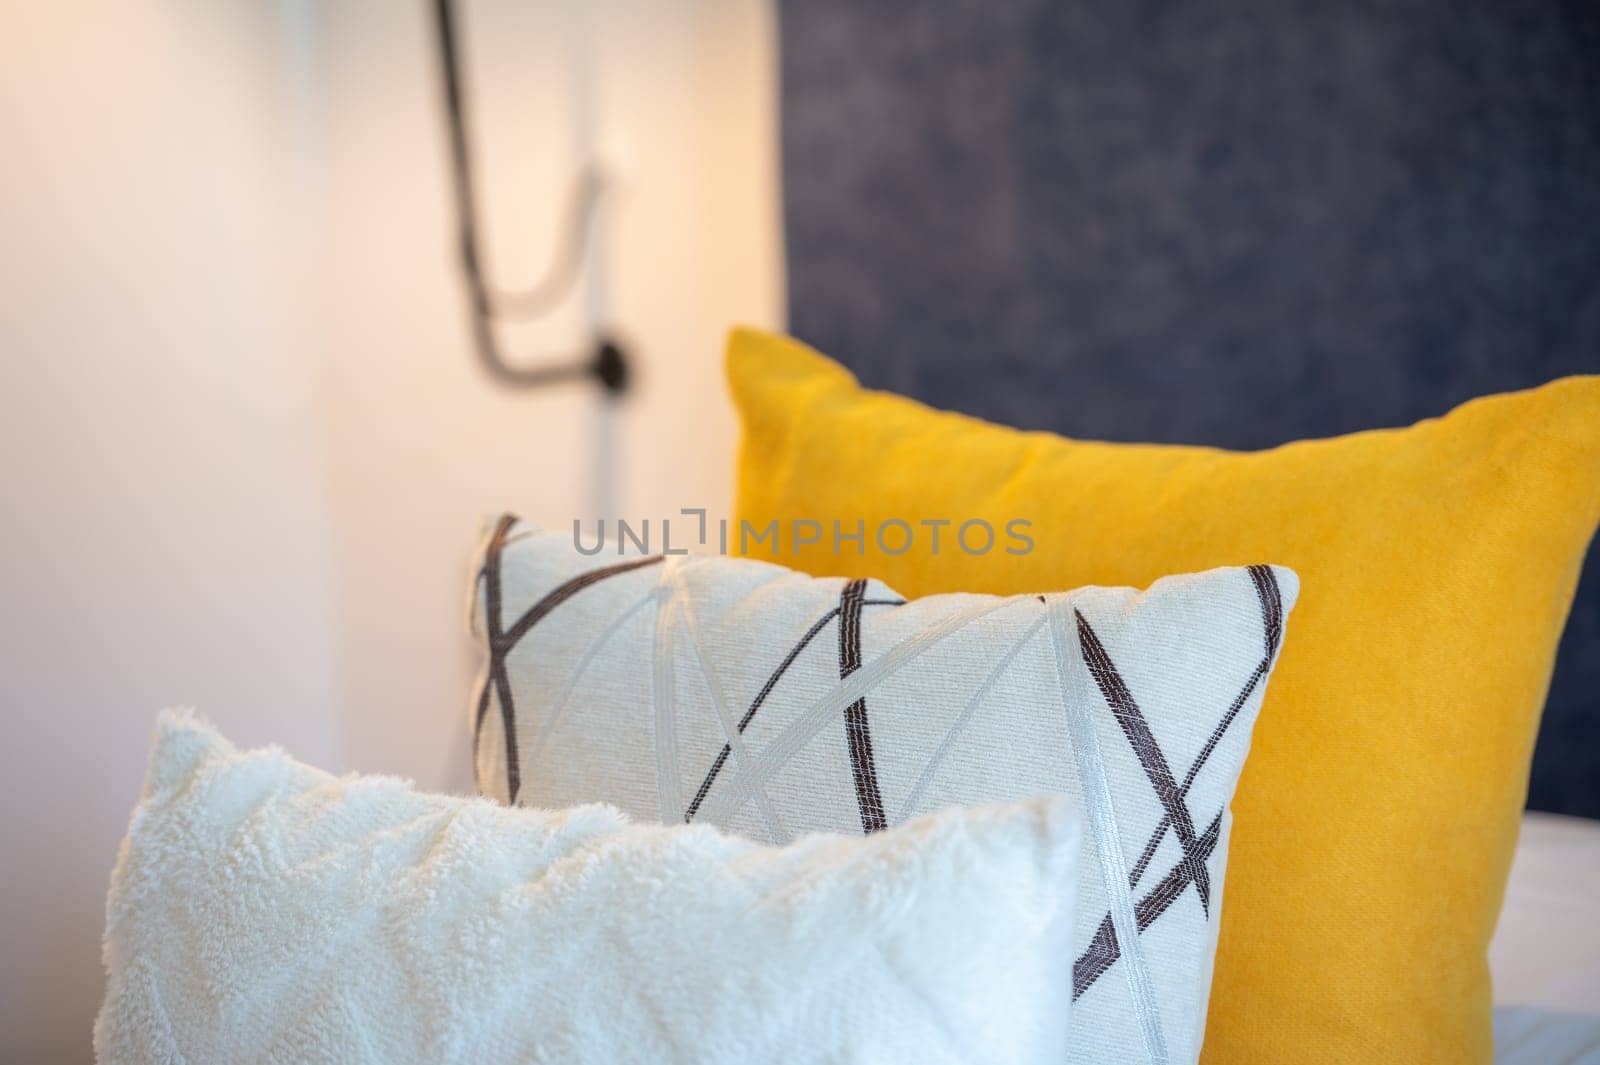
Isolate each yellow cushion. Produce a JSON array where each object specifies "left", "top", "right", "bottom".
[{"left": 726, "top": 326, "right": 1600, "bottom": 1064}]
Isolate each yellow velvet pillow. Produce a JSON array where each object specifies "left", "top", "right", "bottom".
[{"left": 727, "top": 327, "right": 1600, "bottom": 1064}]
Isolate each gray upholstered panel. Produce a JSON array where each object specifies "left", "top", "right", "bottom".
[{"left": 780, "top": 0, "right": 1600, "bottom": 816}]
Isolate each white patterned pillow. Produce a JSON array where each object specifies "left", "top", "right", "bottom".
[
  {"left": 98, "top": 712, "right": 1080, "bottom": 1065},
  {"left": 470, "top": 516, "right": 1297, "bottom": 1065}
]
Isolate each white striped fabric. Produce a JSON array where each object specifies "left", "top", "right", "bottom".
[{"left": 469, "top": 516, "right": 1298, "bottom": 1065}]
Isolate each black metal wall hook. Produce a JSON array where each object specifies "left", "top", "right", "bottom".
[{"left": 432, "top": 0, "right": 629, "bottom": 394}]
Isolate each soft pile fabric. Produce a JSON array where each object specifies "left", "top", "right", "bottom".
[
  {"left": 96, "top": 712, "right": 1080, "bottom": 1065},
  {"left": 725, "top": 326, "right": 1600, "bottom": 1064},
  {"left": 470, "top": 518, "right": 1296, "bottom": 1065}
]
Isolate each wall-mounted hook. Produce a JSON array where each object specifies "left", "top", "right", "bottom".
[{"left": 432, "top": 0, "right": 629, "bottom": 395}]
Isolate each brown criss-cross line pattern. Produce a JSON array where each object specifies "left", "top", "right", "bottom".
[
  {"left": 475, "top": 515, "right": 663, "bottom": 802},
  {"left": 1077, "top": 610, "right": 1215, "bottom": 914},
  {"left": 684, "top": 589, "right": 903, "bottom": 822},
  {"left": 1071, "top": 564, "right": 1284, "bottom": 999},
  {"left": 838, "top": 578, "right": 888, "bottom": 833}
]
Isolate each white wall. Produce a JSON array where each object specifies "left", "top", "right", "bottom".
[
  {"left": 316, "top": 0, "right": 783, "bottom": 790},
  {"left": 0, "top": 2, "right": 781, "bottom": 1060}
]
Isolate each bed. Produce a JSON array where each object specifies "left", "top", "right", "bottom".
[{"left": 1491, "top": 812, "right": 1600, "bottom": 1063}]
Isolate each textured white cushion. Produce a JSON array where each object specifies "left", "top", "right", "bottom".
[
  {"left": 471, "top": 517, "right": 1298, "bottom": 1065},
  {"left": 96, "top": 712, "right": 1080, "bottom": 1065}
]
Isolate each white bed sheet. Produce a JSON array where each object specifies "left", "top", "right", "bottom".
[{"left": 1490, "top": 811, "right": 1600, "bottom": 1064}]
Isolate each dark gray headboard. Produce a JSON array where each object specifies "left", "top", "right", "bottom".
[{"left": 780, "top": 1, "right": 1600, "bottom": 816}]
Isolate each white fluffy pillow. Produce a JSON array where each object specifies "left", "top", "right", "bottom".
[
  {"left": 96, "top": 712, "right": 1079, "bottom": 1065},
  {"left": 470, "top": 518, "right": 1298, "bottom": 1065}
]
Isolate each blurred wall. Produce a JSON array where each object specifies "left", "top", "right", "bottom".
[
  {"left": 779, "top": 0, "right": 1600, "bottom": 816},
  {"left": 0, "top": 6, "right": 344, "bottom": 1061},
  {"left": 316, "top": 0, "right": 783, "bottom": 792},
  {"left": 0, "top": 2, "right": 781, "bottom": 1061}
]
